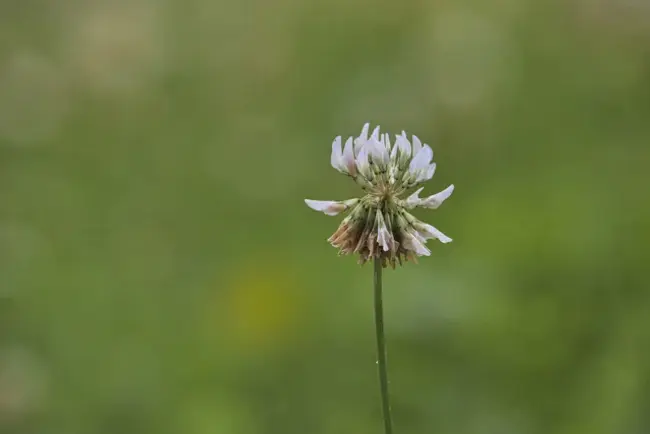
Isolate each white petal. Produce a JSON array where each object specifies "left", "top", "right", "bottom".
[
  {"left": 342, "top": 137, "right": 356, "bottom": 175},
  {"left": 370, "top": 125, "right": 381, "bottom": 142},
  {"left": 377, "top": 227, "right": 391, "bottom": 251},
  {"left": 356, "top": 145, "right": 370, "bottom": 176},
  {"left": 404, "top": 187, "right": 424, "bottom": 208},
  {"left": 376, "top": 230, "right": 385, "bottom": 249},
  {"left": 381, "top": 133, "right": 390, "bottom": 152},
  {"left": 304, "top": 199, "right": 347, "bottom": 216},
  {"left": 411, "top": 135, "right": 423, "bottom": 156},
  {"left": 404, "top": 232, "right": 431, "bottom": 256},
  {"left": 418, "top": 223, "right": 452, "bottom": 243},
  {"left": 367, "top": 138, "right": 388, "bottom": 166},
  {"left": 397, "top": 134, "right": 411, "bottom": 158},
  {"left": 367, "top": 142, "right": 381, "bottom": 163},
  {"left": 420, "top": 184, "right": 454, "bottom": 209},
  {"left": 409, "top": 144, "right": 433, "bottom": 173},
  {"left": 412, "top": 230, "right": 427, "bottom": 243},
  {"left": 354, "top": 123, "right": 371, "bottom": 156},
  {"left": 417, "top": 163, "right": 437, "bottom": 183},
  {"left": 359, "top": 123, "right": 370, "bottom": 141},
  {"left": 390, "top": 138, "right": 399, "bottom": 160},
  {"left": 376, "top": 213, "right": 392, "bottom": 252},
  {"left": 414, "top": 240, "right": 431, "bottom": 256},
  {"left": 330, "top": 136, "right": 344, "bottom": 172},
  {"left": 353, "top": 138, "right": 364, "bottom": 156}
]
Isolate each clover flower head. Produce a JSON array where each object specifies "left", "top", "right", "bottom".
[{"left": 305, "top": 123, "right": 455, "bottom": 268}]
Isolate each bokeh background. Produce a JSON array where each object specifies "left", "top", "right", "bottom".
[{"left": 1, "top": 0, "right": 650, "bottom": 433}]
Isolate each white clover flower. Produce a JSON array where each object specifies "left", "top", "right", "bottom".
[{"left": 305, "top": 123, "right": 454, "bottom": 268}]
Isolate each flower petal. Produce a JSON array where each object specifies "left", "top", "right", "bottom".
[
  {"left": 404, "top": 187, "right": 424, "bottom": 208},
  {"left": 354, "top": 123, "right": 371, "bottom": 156},
  {"left": 370, "top": 125, "right": 381, "bottom": 142},
  {"left": 420, "top": 184, "right": 454, "bottom": 209},
  {"left": 397, "top": 134, "right": 411, "bottom": 158},
  {"left": 416, "top": 163, "right": 437, "bottom": 183},
  {"left": 376, "top": 212, "right": 393, "bottom": 252},
  {"left": 304, "top": 199, "right": 347, "bottom": 216},
  {"left": 390, "top": 137, "right": 399, "bottom": 160},
  {"left": 409, "top": 144, "right": 433, "bottom": 173},
  {"left": 356, "top": 145, "right": 371, "bottom": 177},
  {"left": 330, "top": 136, "right": 344, "bottom": 172},
  {"left": 383, "top": 133, "right": 392, "bottom": 152},
  {"left": 377, "top": 227, "right": 390, "bottom": 251},
  {"left": 359, "top": 123, "right": 370, "bottom": 141},
  {"left": 342, "top": 137, "right": 356, "bottom": 176},
  {"left": 368, "top": 138, "right": 389, "bottom": 166},
  {"left": 390, "top": 134, "right": 401, "bottom": 160},
  {"left": 418, "top": 223, "right": 452, "bottom": 243},
  {"left": 353, "top": 139, "right": 364, "bottom": 156},
  {"left": 411, "top": 135, "right": 423, "bottom": 157},
  {"left": 403, "top": 232, "right": 431, "bottom": 256}
]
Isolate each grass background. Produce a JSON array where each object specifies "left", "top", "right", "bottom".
[{"left": 1, "top": 0, "right": 650, "bottom": 433}]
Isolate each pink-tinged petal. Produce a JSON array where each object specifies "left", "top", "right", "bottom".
[
  {"left": 342, "top": 137, "right": 356, "bottom": 176},
  {"left": 330, "top": 136, "right": 344, "bottom": 172},
  {"left": 420, "top": 184, "right": 454, "bottom": 209},
  {"left": 304, "top": 199, "right": 347, "bottom": 216}
]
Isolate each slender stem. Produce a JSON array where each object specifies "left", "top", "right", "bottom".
[{"left": 374, "top": 258, "right": 393, "bottom": 434}]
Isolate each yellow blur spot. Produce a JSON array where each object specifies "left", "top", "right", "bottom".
[{"left": 217, "top": 263, "right": 303, "bottom": 352}]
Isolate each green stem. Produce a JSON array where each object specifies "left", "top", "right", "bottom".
[{"left": 374, "top": 258, "right": 393, "bottom": 434}]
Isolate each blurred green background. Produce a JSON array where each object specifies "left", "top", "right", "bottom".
[{"left": 1, "top": 0, "right": 650, "bottom": 433}]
